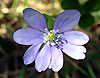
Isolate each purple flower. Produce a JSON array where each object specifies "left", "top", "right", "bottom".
[{"left": 13, "top": 8, "right": 89, "bottom": 72}]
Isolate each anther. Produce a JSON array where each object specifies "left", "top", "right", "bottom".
[{"left": 45, "top": 28, "right": 47, "bottom": 30}]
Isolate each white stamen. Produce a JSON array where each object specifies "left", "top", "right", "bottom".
[
  {"left": 45, "top": 28, "right": 47, "bottom": 30},
  {"left": 56, "top": 29, "right": 59, "bottom": 32},
  {"left": 44, "top": 33, "right": 46, "bottom": 35},
  {"left": 51, "top": 42, "right": 56, "bottom": 46},
  {"left": 50, "top": 30, "right": 53, "bottom": 32},
  {"left": 57, "top": 35, "right": 60, "bottom": 38}
]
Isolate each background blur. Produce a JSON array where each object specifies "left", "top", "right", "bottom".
[{"left": 0, "top": 0, "right": 100, "bottom": 78}]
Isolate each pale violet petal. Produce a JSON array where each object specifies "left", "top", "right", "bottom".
[
  {"left": 61, "top": 30, "right": 89, "bottom": 45},
  {"left": 23, "top": 8, "right": 47, "bottom": 32},
  {"left": 13, "top": 27, "right": 43, "bottom": 45},
  {"left": 35, "top": 43, "right": 51, "bottom": 72},
  {"left": 62, "top": 42, "right": 86, "bottom": 60},
  {"left": 49, "top": 46, "right": 63, "bottom": 72},
  {"left": 54, "top": 10, "right": 81, "bottom": 32},
  {"left": 23, "top": 42, "right": 43, "bottom": 65}
]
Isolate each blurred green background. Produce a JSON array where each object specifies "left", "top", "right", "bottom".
[{"left": 0, "top": 0, "right": 100, "bottom": 78}]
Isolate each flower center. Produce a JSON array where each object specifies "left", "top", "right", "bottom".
[
  {"left": 43, "top": 28, "right": 60, "bottom": 46},
  {"left": 48, "top": 32, "right": 55, "bottom": 40}
]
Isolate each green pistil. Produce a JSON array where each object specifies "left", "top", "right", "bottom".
[
  {"left": 43, "top": 29, "right": 60, "bottom": 45},
  {"left": 48, "top": 32, "right": 55, "bottom": 40}
]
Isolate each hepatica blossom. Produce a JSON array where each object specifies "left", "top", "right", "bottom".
[{"left": 13, "top": 8, "right": 89, "bottom": 72}]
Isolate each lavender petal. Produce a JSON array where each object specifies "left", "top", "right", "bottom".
[
  {"left": 13, "top": 27, "right": 43, "bottom": 45},
  {"left": 35, "top": 43, "right": 51, "bottom": 72},
  {"left": 61, "top": 30, "right": 89, "bottom": 45},
  {"left": 49, "top": 46, "right": 63, "bottom": 72},
  {"left": 62, "top": 42, "right": 86, "bottom": 60},
  {"left": 23, "top": 8, "right": 47, "bottom": 32},
  {"left": 23, "top": 42, "right": 43, "bottom": 65},
  {"left": 54, "top": 10, "right": 81, "bottom": 33}
]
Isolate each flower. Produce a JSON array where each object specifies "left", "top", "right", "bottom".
[{"left": 13, "top": 8, "right": 89, "bottom": 72}]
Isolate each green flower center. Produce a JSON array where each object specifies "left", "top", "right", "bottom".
[
  {"left": 43, "top": 28, "right": 60, "bottom": 46},
  {"left": 48, "top": 32, "right": 55, "bottom": 40}
]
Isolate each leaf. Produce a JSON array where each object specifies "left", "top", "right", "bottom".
[
  {"left": 93, "top": 0, "right": 100, "bottom": 12},
  {"left": 61, "top": 0, "right": 81, "bottom": 10},
  {"left": 79, "top": 14, "right": 95, "bottom": 29},
  {"left": 43, "top": 14, "right": 54, "bottom": 30},
  {"left": 83, "top": 0, "right": 100, "bottom": 13},
  {"left": 86, "top": 61, "right": 96, "bottom": 78},
  {"left": 83, "top": 0, "right": 96, "bottom": 13}
]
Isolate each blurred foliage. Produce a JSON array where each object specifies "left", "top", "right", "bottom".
[
  {"left": 83, "top": 0, "right": 100, "bottom": 13},
  {"left": 61, "top": 0, "right": 100, "bottom": 29},
  {"left": 23, "top": 0, "right": 28, "bottom": 8},
  {"left": 19, "top": 65, "right": 25, "bottom": 78},
  {"left": 79, "top": 14, "right": 95, "bottom": 28},
  {"left": 11, "top": 0, "right": 19, "bottom": 8},
  {"left": 0, "top": 0, "right": 100, "bottom": 78},
  {"left": 61, "top": 0, "right": 81, "bottom": 10},
  {"left": 86, "top": 61, "right": 96, "bottom": 78}
]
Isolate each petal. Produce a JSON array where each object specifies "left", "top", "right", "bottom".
[
  {"left": 35, "top": 43, "right": 51, "bottom": 72},
  {"left": 62, "top": 42, "right": 86, "bottom": 60},
  {"left": 61, "top": 30, "right": 89, "bottom": 45},
  {"left": 23, "top": 42, "right": 43, "bottom": 65},
  {"left": 23, "top": 8, "right": 47, "bottom": 32},
  {"left": 54, "top": 10, "right": 81, "bottom": 32},
  {"left": 13, "top": 27, "right": 43, "bottom": 45},
  {"left": 49, "top": 46, "right": 63, "bottom": 72}
]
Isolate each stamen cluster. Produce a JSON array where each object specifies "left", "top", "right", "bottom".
[{"left": 43, "top": 28, "right": 60, "bottom": 46}]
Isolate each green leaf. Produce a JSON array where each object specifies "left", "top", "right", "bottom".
[
  {"left": 61, "top": 0, "right": 81, "bottom": 10},
  {"left": 83, "top": 0, "right": 96, "bottom": 13},
  {"left": 43, "top": 14, "right": 54, "bottom": 30},
  {"left": 86, "top": 61, "right": 96, "bottom": 78},
  {"left": 83, "top": 0, "right": 100, "bottom": 13},
  {"left": 93, "top": 0, "right": 100, "bottom": 12},
  {"left": 79, "top": 14, "right": 95, "bottom": 29}
]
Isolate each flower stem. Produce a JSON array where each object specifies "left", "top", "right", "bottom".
[{"left": 54, "top": 72, "right": 59, "bottom": 78}]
